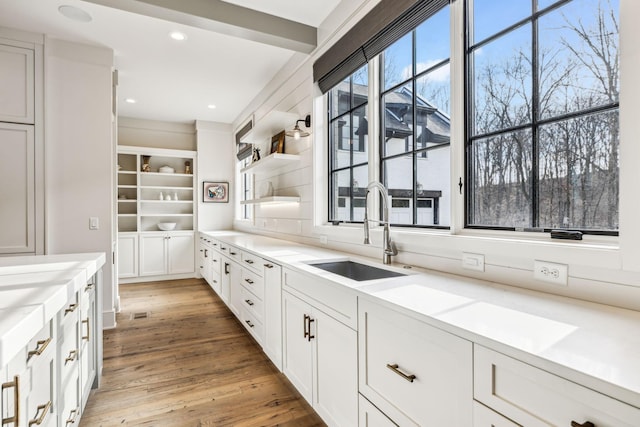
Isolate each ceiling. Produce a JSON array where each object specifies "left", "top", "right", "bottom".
[{"left": 0, "top": 0, "right": 342, "bottom": 124}]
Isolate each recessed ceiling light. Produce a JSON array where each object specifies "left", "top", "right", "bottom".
[
  {"left": 169, "top": 31, "right": 187, "bottom": 41},
  {"left": 207, "top": 104, "right": 217, "bottom": 109},
  {"left": 58, "top": 5, "right": 92, "bottom": 23},
  {"left": 125, "top": 98, "right": 137, "bottom": 104}
]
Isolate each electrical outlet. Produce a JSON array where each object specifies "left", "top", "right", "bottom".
[
  {"left": 533, "top": 260, "right": 568, "bottom": 286},
  {"left": 462, "top": 252, "right": 485, "bottom": 272}
]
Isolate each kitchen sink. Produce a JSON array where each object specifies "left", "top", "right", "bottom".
[{"left": 307, "top": 260, "right": 406, "bottom": 281}]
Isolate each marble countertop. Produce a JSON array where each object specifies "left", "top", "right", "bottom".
[
  {"left": 202, "top": 231, "right": 640, "bottom": 408},
  {"left": 0, "top": 252, "right": 106, "bottom": 366}
]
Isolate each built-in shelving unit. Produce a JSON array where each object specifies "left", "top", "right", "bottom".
[{"left": 116, "top": 146, "right": 196, "bottom": 233}]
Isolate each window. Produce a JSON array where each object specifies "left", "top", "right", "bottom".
[
  {"left": 380, "top": 5, "right": 451, "bottom": 227},
  {"left": 238, "top": 157, "right": 252, "bottom": 220},
  {"left": 328, "top": 65, "right": 369, "bottom": 222},
  {"left": 466, "top": 0, "right": 620, "bottom": 234}
]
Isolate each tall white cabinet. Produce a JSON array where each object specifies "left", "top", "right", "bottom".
[
  {"left": 0, "top": 39, "right": 42, "bottom": 255},
  {"left": 116, "top": 146, "right": 197, "bottom": 282}
]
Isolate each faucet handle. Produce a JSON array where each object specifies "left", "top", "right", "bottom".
[{"left": 385, "top": 240, "right": 398, "bottom": 256}]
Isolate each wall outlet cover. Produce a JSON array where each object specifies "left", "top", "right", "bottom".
[
  {"left": 462, "top": 252, "right": 485, "bottom": 272},
  {"left": 533, "top": 260, "right": 568, "bottom": 286}
]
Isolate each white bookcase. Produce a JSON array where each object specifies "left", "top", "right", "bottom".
[{"left": 116, "top": 146, "right": 197, "bottom": 281}]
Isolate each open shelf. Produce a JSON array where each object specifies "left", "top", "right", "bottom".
[
  {"left": 240, "top": 196, "right": 300, "bottom": 205},
  {"left": 240, "top": 153, "right": 300, "bottom": 174}
]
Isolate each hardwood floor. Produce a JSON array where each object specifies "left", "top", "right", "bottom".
[{"left": 80, "top": 278, "right": 326, "bottom": 427}]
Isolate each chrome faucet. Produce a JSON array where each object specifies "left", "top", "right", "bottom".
[{"left": 363, "top": 181, "right": 398, "bottom": 264}]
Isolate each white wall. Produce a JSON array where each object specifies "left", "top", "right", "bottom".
[
  {"left": 118, "top": 117, "right": 196, "bottom": 151},
  {"left": 44, "top": 38, "right": 116, "bottom": 326},
  {"left": 233, "top": 0, "right": 640, "bottom": 311},
  {"left": 196, "top": 120, "right": 235, "bottom": 230}
]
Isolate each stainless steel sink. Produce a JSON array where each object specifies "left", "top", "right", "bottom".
[{"left": 307, "top": 260, "right": 405, "bottom": 281}]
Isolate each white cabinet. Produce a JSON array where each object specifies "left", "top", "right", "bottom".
[
  {"left": 358, "top": 297, "right": 473, "bottom": 426},
  {"left": 139, "top": 232, "right": 195, "bottom": 277},
  {"left": 473, "top": 401, "right": 520, "bottom": 427},
  {"left": 0, "top": 43, "right": 34, "bottom": 124},
  {"left": 282, "top": 290, "right": 358, "bottom": 427},
  {"left": 359, "top": 394, "right": 397, "bottom": 427},
  {"left": 79, "top": 281, "right": 97, "bottom": 408},
  {"left": 0, "top": 123, "right": 35, "bottom": 254},
  {"left": 117, "top": 233, "right": 138, "bottom": 278},
  {"left": 474, "top": 345, "right": 640, "bottom": 427},
  {"left": 263, "top": 262, "right": 282, "bottom": 370}
]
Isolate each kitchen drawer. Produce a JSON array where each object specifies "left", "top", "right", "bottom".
[
  {"left": 240, "top": 306, "right": 264, "bottom": 345},
  {"left": 59, "top": 370, "right": 80, "bottom": 427},
  {"left": 25, "top": 353, "right": 55, "bottom": 427},
  {"left": 217, "top": 241, "right": 229, "bottom": 255},
  {"left": 474, "top": 345, "right": 640, "bottom": 427},
  {"left": 473, "top": 401, "right": 520, "bottom": 427},
  {"left": 240, "top": 285, "right": 263, "bottom": 322},
  {"left": 226, "top": 245, "right": 241, "bottom": 262},
  {"left": 240, "top": 251, "right": 264, "bottom": 275},
  {"left": 59, "top": 311, "right": 79, "bottom": 384},
  {"left": 211, "top": 252, "right": 221, "bottom": 274},
  {"left": 284, "top": 268, "right": 357, "bottom": 329},
  {"left": 241, "top": 268, "right": 264, "bottom": 300},
  {"left": 359, "top": 298, "right": 472, "bottom": 427},
  {"left": 359, "top": 394, "right": 397, "bottom": 427},
  {"left": 58, "top": 293, "right": 80, "bottom": 329}
]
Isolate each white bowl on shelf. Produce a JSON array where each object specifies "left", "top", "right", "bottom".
[
  {"left": 158, "top": 166, "right": 175, "bottom": 173},
  {"left": 157, "top": 222, "right": 177, "bottom": 231}
]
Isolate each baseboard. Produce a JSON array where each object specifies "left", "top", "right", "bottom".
[{"left": 103, "top": 310, "right": 117, "bottom": 329}]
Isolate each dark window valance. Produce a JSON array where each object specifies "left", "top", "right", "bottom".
[
  {"left": 313, "top": 0, "right": 450, "bottom": 94},
  {"left": 235, "top": 119, "right": 253, "bottom": 161}
]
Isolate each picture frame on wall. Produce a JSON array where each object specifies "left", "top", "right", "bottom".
[
  {"left": 270, "top": 130, "right": 286, "bottom": 154},
  {"left": 203, "top": 181, "right": 229, "bottom": 203}
]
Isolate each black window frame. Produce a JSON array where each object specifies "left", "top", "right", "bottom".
[{"left": 464, "top": 0, "right": 620, "bottom": 236}]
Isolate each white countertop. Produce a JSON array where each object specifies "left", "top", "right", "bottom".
[
  {"left": 202, "top": 231, "right": 640, "bottom": 408},
  {"left": 0, "top": 252, "right": 106, "bottom": 366}
]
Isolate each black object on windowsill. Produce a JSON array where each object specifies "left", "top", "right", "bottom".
[{"left": 551, "top": 229, "right": 583, "bottom": 240}]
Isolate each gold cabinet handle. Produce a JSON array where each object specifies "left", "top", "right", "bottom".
[
  {"left": 1, "top": 375, "right": 19, "bottom": 425},
  {"left": 571, "top": 422, "right": 596, "bottom": 427},
  {"left": 65, "top": 350, "right": 78, "bottom": 364},
  {"left": 245, "top": 320, "right": 254, "bottom": 328},
  {"left": 264, "top": 263, "right": 274, "bottom": 269},
  {"left": 82, "top": 318, "right": 90, "bottom": 341},
  {"left": 245, "top": 259, "right": 254, "bottom": 264},
  {"left": 28, "top": 401, "right": 51, "bottom": 426},
  {"left": 65, "top": 408, "right": 79, "bottom": 425},
  {"left": 28, "top": 337, "right": 52, "bottom": 360},
  {"left": 65, "top": 303, "right": 78, "bottom": 314},
  {"left": 245, "top": 278, "right": 254, "bottom": 284},
  {"left": 85, "top": 283, "right": 94, "bottom": 292},
  {"left": 386, "top": 363, "right": 416, "bottom": 383},
  {"left": 244, "top": 299, "right": 254, "bottom": 306}
]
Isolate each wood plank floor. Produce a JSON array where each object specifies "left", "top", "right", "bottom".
[{"left": 80, "top": 278, "right": 326, "bottom": 427}]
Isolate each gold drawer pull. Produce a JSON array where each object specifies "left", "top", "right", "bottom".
[
  {"left": 1, "top": 375, "right": 19, "bottom": 425},
  {"left": 244, "top": 299, "right": 254, "bottom": 306},
  {"left": 29, "top": 401, "right": 51, "bottom": 426},
  {"left": 82, "top": 318, "right": 90, "bottom": 341},
  {"left": 85, "top": 283, "right": 94, "bottom": 292},
  {"left": 245, "top": 320, "right": 254, "bottom": 328},
  {"left": 245, "top": 278, "right": 254, "bottom": 284},
  {"left": 65, "top": 350, "right": 78, "bottom": 364},
  {"left": 28, "top": 337, "right": 52, "bottom": 360},
  {"left": 65, "top": 303, "right": 78, "bottom": 314},
  {"left": 264, "top": 263, "right": 274, "bottom": 269},
  {"left": 571, "top": 422, "right": 595, "bottom": 427},
  {"left": 66, "top": 408, "right": 79, "bottom": 425},
  {"left": 386, "top": 363, "right": 416, "bottom": 383}
]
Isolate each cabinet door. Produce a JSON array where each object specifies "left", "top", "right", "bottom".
[
  {"left": 0, "top": 123, "right": 35, "bottom": 254},
  {"left": 473, "top": 401, "right": 521, "bottom": 427},
  {"left": 228, "top": 261, "right": 242, "bottom": 317},
  {"left": 0, "top": 44, "right": 34, "bottom": 124},
  {"left": 263, "top": 262, "right": 282, "bottom": 370},
  {"left": 220, "top": 258, "right": 231, "bottom": 304},
  {"left": 359, "top": 394, "right": 397, "bottom": 427},
  {"left": 313, "top": 307, "right": 358, "bottom": 427},
  {"left": 282, "top": 291, "right": 313, "bottom": 404},
  {"left": 117, "top": 234, "right": 138, "bottom": 278},
  {"left": 79, "top": 287, "right": 96, "bottom": 409},
  {"left": 167, "top": 233, "right": 194, "bottom": 274},
  {"left": 139, "top": 235, "right": 167, "bottom": 276}
]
